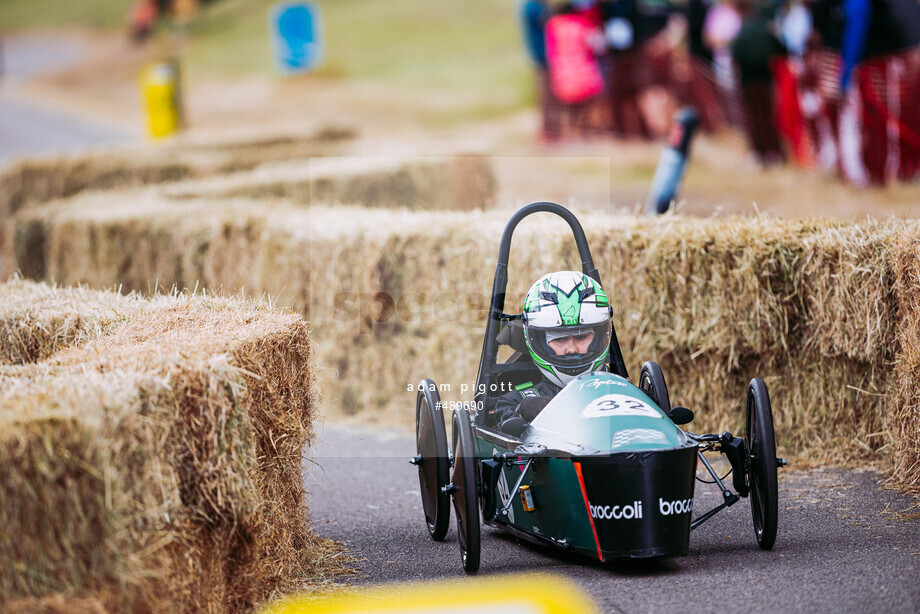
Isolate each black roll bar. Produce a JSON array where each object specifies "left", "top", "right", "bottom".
[{"left": 473, "top": 202, "right": 629, "bottom": 413}]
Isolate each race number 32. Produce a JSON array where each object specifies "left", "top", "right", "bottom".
[{"left": 581, "top": 394, "right": 662, "bottom": 419}]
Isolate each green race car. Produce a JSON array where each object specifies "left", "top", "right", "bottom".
[{"left": 413, "top": 202, "right": 786, "bottom": 573}]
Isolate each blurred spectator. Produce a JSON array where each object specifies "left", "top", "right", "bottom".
[
  {"left": 848, "top": 0, "right": 920, "bottom": 184},
  {"left": 778, "top": 0, "right": 812, "bottom": 59},
  {"left": 732, "top": 0, "right": 786, "bottom": 166},
  {"left": 634, "top": 0, "right": 680, "bottom": 89},
  {"left": 635, "top": 0, "right": 688, "bottom": 136},
  {"left": 522, "top": 0, "right": 551, "bottom": 67},
  {"left": 520, "top": 0, "right": 557, "bottom": 139},
  {"left": 682, "top": 0, "right": 727, "bottom": 131},
  {"left": 704, "top": 0, "right": 742, "bottom": 94},
  {"left": 633, "top": 0, "right": 673, "bottom": 48},
  {"left": 812, "top": 0, "right": 920, "bottom": 185},
  {"left": 129, "top": 0, "right": 160, "bottom": 42},
  {"left": 545, "top": 2, "right": 607, "bottom": 137},
  {"left": 687, "top": 0, "right": 716, "bottom": 64},
  {"left": 600, "top": 0, "right": 655, "bottom": 138},
  {"left": 810, "top": 0, "right": 851, "bottom": 174},
  {"left": 772, "top": 0, "right": 815, "bottom": 166},
  {"left": 518, "top": 0, "right": 919, "bottom": 188},
  {"left": 129, "top": 0, "right": 210, "bottom": 42}
]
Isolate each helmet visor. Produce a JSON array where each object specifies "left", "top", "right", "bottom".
[{"left": 526, "top": 322, "right": 612, "bottom": 373}]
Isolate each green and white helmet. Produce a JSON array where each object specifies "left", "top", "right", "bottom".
[{"left": 523, "top": 271, "right": 612, "bottom": 387}]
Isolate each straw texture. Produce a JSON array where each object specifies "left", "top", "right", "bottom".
[
  {"left": 0, "top": 280, "right": 340, "bottom": 612},
  {"left": 2, "top": 187, "right": 920, "bottom": 491}
]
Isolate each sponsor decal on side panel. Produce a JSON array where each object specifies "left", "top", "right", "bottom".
[
  {"left": 659, "top": 497, "right": 693, "bottom": 516},
  {"left": 589, "top": 500, "right": 643, "bottom": 520},
  {"left": 588, "top": 498, "right": 694, "bottom": 520}
]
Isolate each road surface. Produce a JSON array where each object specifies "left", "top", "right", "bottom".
[
  {"left": 306, "top": 423, "right": 920, "bottom": 613},
  {"left": 0, "top": 34, "right": 133, "bottom": 166}
]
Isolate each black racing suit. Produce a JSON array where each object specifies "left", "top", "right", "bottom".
[{"left": 494, "top": 377, "right": 561, "bottom": 426}]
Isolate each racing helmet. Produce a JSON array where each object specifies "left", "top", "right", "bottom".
[{"left": 522, "top": 271, "right": 612, "bottom": 387}]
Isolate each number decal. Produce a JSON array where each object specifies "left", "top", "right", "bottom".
[{"left": 581, "top": 394, "right": 662, "bottom": 419}]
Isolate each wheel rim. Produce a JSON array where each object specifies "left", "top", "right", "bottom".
[
  {"left": 451, "top": 410, "right": 480, "bottom": 573},
  {"left": 452, "top": 420, "right": 468, "bottom": 555},
  {"left": 745, "top": 379, "right": 778, "bottom": 549},
  {"left": 746, "top": 390, "right": 765, "bottom": 539},
  {"left": 417, "top": 396, "right": 437, "bottom": 532},
  {"left": 416, "top": 384, "right": 449, "bottom": 541}
]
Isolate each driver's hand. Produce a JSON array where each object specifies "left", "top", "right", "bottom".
[
  {"left": 499, "top": 416, "right": 527, "bottom": 437},
  {"left": 518, "top": 396, "right": 551, "bottom": 422}
]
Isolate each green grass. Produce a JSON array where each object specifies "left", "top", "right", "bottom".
[
  {"left": 1, "top": 0, "right": 535, "bottom": 122},
  {"left": 0, "top": 0, "right": 129, "bottom": 32},
  {"left": 181, "top": 0, "right": 533, "bottom": 118}
]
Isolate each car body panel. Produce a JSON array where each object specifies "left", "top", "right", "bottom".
[{"left": 475, "top": 372, "right": 698, "bottom": 561}]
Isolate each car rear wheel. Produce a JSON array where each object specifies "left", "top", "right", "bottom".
[
  {"left": 746, "top": 378, "right": 778, "bottom": 550},
  {"left": 415, "top": 379, "right": 450, "bottom": 541},
  {"left": 451, "top": 405, "right": 481, "bottom": 573}
]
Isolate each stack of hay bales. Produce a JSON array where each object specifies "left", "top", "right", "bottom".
[
  {"left": 1, "top": 129, "right": 919, "bottom": 495},
  {"left": 162, "top": 156, "right": 496, "bottom": 210},
  {"left": 0, "top": 126, "right": 357, "bottom": 223},
  {"left": 0, "top": 148, "right": 496, "bottom": 279},
  {"left": 0, "top": 279, "right": 338, "bottom": 612},
  {"left": 5, "top": 198, "right": 920, "bottom": 493}
]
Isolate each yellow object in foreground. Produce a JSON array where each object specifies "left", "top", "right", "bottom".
[
  {"left": 139, "top": 61, "right": 182, "bottom": 138},
  {"left": 261, "top": 573, "right": 598, "bottom": 614}
]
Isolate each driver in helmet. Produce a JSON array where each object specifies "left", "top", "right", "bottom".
[{"left": 495, "top": 270, "right": 612, "bottom": 435}]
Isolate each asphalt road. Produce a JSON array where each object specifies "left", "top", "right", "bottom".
[
  {"left": 0, "top": 94, "right": 130, "bottom": 164},
  {"left": 306, "top": 423, "right": 920, "bottom": 613},
  {"left": 0, "top": 35, "right": 132, "bottom": 166}
]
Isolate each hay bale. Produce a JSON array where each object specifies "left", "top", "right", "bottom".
[
  {"left": 891, "top": 230, "right": 920, "bottom": 494},
  {"left": 162, "top": 156, "right": 496, "bottom": 210},
  {"left": 0, "top": 157, "right": 190, "bottom": 225},
  {"left": 797, "top": 221, "right": 901, "bottom": 363},
  {"left": 0, "top": 127, "right": 355, "bottom": 280},
  {"left": 0, "top": 126, "right": 356, "bottom": 220},
  {"left": 4, "top": 196, "right": 920, "bottom": 489},
  {"left": 0, "top": 277, "right": 142, "bottom": 365},
  {"left": 0, "top": 281, "right": 341, "bottom": 611}
]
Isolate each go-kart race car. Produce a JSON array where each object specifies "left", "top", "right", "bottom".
[{"left": 412, "top": 202, "right": 787, "bottom": 573}]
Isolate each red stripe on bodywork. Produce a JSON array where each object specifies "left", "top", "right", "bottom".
[{"left": 573, "top": 461, "right": 604, "bottom": 562}]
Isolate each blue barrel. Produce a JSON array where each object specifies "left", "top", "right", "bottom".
[{"left": 270, "top": 2, "right": 323, "bottom": 74}]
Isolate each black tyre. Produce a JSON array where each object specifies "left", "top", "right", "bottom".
[
  {"left": 451, "top": 406, "right": 481, "bottom": 573},
  {"left": 746, "top": 378, "right": 778, "bottom": 550},
  {"left": 639, "top": 361, "right": 671, "bottom": 414},
  {"left": 415, "top": 379, "right": 450, "bottom": 541}
]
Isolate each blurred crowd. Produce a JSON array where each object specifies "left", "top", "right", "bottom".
[
  {"left": 129, "top": 0, "right": 216, "bottom": 41},
  {"left": 521, "top": 0, "right": 920, "bottom": 186}
]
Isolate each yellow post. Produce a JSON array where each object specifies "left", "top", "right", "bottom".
[
  {"left": 139, "top": 61, "right": 183, "bottom": 138},
  {"left": 260, "top": 573, "right": 599, "bottom": 614}
]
